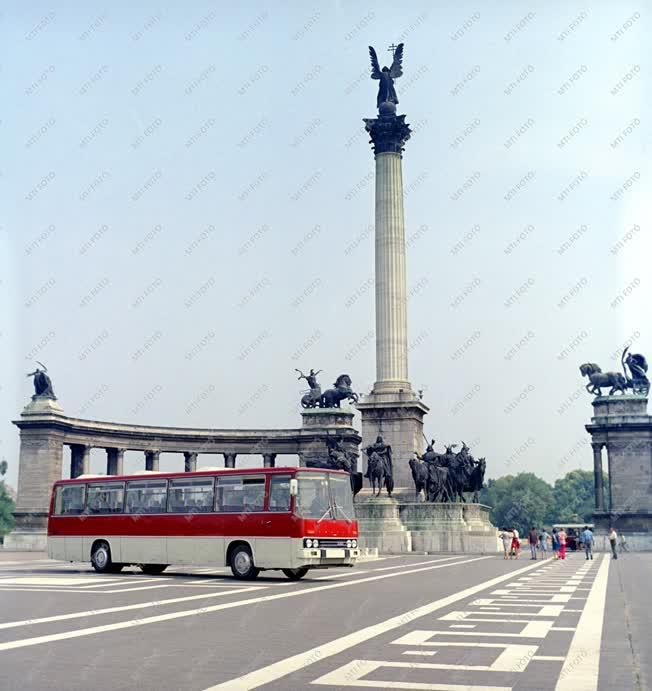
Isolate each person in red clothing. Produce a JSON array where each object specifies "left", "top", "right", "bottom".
[
  {"left": 558, "top": 528, "right": 567, "bottom": 560},
  {"left": 510, "top": 528, "right": 520, "bottom": 559}
]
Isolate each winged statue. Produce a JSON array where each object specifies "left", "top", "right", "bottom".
[{"left": 368, "top": 43, "right": 404, "bottom": 110}]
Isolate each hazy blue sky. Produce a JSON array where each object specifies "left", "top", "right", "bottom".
[{"left": 2, "top": 1, "right": 649, "bottom": 486}]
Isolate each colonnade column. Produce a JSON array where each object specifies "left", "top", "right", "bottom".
[
  {"left": 106, "top": 448, "right": 125, "bottom": 476},
  {"left": 145, "top": 449, "right": 160, "bottom": 471},
  {"left": 184, "top": 452, "right": 198, "bottom": 473},
  {"left": 223, "top": 453, "right": 237, "bottom": 468},
  {"left": 262, "top": 453, "right": 277, "bottom": 468},
  {"left": 70, "top": 444, "right": 91, "bottom": 478},
  {"left": 592, "top": 443, "right": 604, "bottom": 510}
]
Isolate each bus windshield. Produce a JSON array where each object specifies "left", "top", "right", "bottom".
[{"left": 295, "top": 473, "right": 353, "bottom": 521}]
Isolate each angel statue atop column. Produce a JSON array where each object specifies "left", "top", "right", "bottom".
[{"left": 368, "top": 43, "right": 404, "bottom": 111}]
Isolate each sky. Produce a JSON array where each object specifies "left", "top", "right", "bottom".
[{"left": 1, "top": 0, "right": 650, "bottom": 488}]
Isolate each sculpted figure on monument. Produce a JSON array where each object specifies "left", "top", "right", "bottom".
[
  {"left": 320, "top": 374, "right": 359, "bottom": 408},
  {"left": 296, "top": 368, "right": 323, "bottom": 408},
  {"left": 409, "top": 439, "right": 486, "bottom": 503},
  {"left": 622, "top": 347, "right": 650, "bottom": 396},
  {"left": 368, "top": 43, "right": 404, "bottom": 110},
  {"left": 26, "top": 362, "right": 56, "bottom": 399},
  {"left": 579, "top": 363, "right": 628, "bottom": 396},
  {"left": 323, "top": 435, "right": 363, "bottom": 497},
  {"left": 364, "top": 435, "right": 394, "bottom": 497}
]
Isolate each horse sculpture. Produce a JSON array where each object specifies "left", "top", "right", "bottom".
[
  {"left": 409, "top": 456, "right": 428, "bottom": 500},
  {"left": 579, "top": 363, "right": 628, "bottom": 396},
  {"left": 321, "top": 374, "right": 359, "bottom": 408},
  {"left": 367, "top": 451, "right": 393, "bottom": 497}
]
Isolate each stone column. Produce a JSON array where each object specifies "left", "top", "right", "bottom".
[
  {"left": 70, "top": 444, "right": 83, "bottom": 479},
  {"left": 145, "top": 450, "right": 160, "bottom": 471},
  {"left": 592, "top": 443, "right": 604, "bottom": 510},
  {"left": 184, "top": 452, "right": 198, "bottom": 473},
  {"left": 262, "top": 453, "right": 277, "bottom": 468},
  {"left": 363, "top": 112, "right": 412, "bottom": 395},
  {"left": 357, "top": 108, "right": 429, "bottom": 491},
  {"left": 605, "top": 444, "right": 614, "bottom": 512},
  {"left": 106, "top": 448, "right": 124, "bottom": 476},
  {"left": 81, "top": 445, "right": 91, "bottom": 475},
  {"left": 223, "top": 453, "right": 237, "bottom": 468}
]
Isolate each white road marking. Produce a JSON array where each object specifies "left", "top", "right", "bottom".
[
  {"left": 311, "top": 556, "right": 464, "bottom": 581},
  {"left": 450, "top": 624, "right": 475, "bottom": 629},
  {"left": 0, "top": 588, "right": 261, "bottom": 630},
  {"left": 555, "top": 554, "right": 609, "bottom": 691},
  {"left": 533, "top": 655, "right": 565, "bottom": 661},
  {"left": 402, "top": 650, "right": 439, "bottom": 656},
  {"left": 205, "top": 559, "right": 546, "bottom": 690},
  {"left": 0, "top": 556, "right": 490, "bottom": 653},
  {"left": 395, "top": 621, "right": 555, "bottom": 638},
  {"left": 312, "top": 659, "right": 512, "bottom": 689},
  {"left": 0, "top": 577, "right": 121, "bottom": 586}
]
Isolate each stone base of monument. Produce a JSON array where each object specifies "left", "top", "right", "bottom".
[
  {"left": 354, "top": 490, "right": 499, "bottom": 554},
  {"left": 2, "top": 530, "right": 47, "bottom": 551}
]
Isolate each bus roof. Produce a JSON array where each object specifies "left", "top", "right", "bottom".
[{"left": 53, "top": 466, "right": 351, "bottom": 486}]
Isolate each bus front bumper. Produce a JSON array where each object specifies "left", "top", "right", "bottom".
[{"left": 299, "top": 547, "right": 360, "bottom": 563}]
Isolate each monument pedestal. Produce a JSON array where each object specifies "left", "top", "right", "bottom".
[
  {"left": 4, "top": 396, "right": 66, "bottom": 551},
  {"left": 357, "top": 394, "right": 429, "bottom": 488},
  {"left": 587, "top": 395, "right": 652, "bottom": 551},
  {"left": 355, "top": 491, "right": 499, "bottom": 554}
]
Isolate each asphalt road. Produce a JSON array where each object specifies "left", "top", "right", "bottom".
[{"left": 0, "top": 550, "right": 648, "bottom": 690}]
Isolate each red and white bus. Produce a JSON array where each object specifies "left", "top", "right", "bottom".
[{"left": 47, "top": 466, "right": 359, "bottom": 580}]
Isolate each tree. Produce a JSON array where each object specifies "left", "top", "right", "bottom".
[
  {"left": 551, "top": 469, "right": 605, "bottom": 523},
  {"left": 479, "top": 473, "right": 554, "bottom": 537},
  {"left": 0, "top": 461, "right": 15, "bottom": 539}
]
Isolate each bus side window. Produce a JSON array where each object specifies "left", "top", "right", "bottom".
[
  {"left": 168, "top": 478, "right": 214, "bottom": 513},
  {"left": 268, "top": 476, "right": 291, "bottom": 512},
  {"left": 125, "top": 480, "right": 168, "bottom": 514},
  {"left": 56, "top": 485, "right": 86, "bottom": 515}
]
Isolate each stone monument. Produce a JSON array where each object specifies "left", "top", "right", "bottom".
[
  {"left": 583, "top": 349, "right": 652, "bottom": 550},
  {"left": 356, "top": 43, "right": 429, "bottom": 490},
  {"left": 353, "top": 45, "right": 497, "bottom": 553}
]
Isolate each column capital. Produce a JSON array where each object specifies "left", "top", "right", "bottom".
[{"left": 363, "top": 113, "right": 411, "bottom": 155}]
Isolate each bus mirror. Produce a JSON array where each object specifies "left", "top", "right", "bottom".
[{"left": 289, "top": 479, "right": 298, "bottom": 496}]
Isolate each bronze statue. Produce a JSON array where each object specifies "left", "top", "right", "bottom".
[
  {"left": 364, "top": 435, "right": 394, "bottom": 497},
  {"left": 320, "top": 374, "right": 358, "bottom": 408},
  {"left": 409, "top": 438, "right": 486, "bottom": 503},
  {"left": 579, "top": 363, "right": 628, "bottom": 396},
  {"left": 27, "top": 362, "right": 56, "bottom": 398},
  {"left": 368, "top": 43, "right": 404, "bottom": 111},
  {"left": 622, "top": 347, "right": 650, "bottom": 395},
  {"left": 296, "top": 368, "right": 322, "bottom": 408}
]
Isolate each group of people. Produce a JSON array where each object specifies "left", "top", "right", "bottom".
[{"left": 500, "top": 525, "right": 627, "bottom": 560}]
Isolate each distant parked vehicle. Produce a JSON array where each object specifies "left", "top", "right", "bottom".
[{"left": 552, "top": 523, "right": 594, "bottom": 552}]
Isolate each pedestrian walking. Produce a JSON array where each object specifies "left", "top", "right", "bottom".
[
  {"left": 528, "top": 527, "right": 538, "bottom": 560},
  {"left": 581, "top": 525, "right": 594, "bottom": 560},
  {"left": 540, "top": 529, "right": 550, "bottom": 559},
  {"left": 551, "top": 528, "right": 560, "bottom": 559},
  {"left": 499, "top": 528, "right": 512, "bottom": 559},
  {"left": 609, "top": 527, "right": 618, "bottom": 559},
  {"left": 619, "top": 533, "right": 629, "bottom": 553},
  {"left": 510, "top": 527, "right": 520, "bottom": 559},
  {"left": 558, "top": 528, "right": 567, "bottom": 560}
]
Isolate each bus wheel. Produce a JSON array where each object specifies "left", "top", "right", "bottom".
[
  {"left": 230, "top": 545, "right": 260, "bottom": 580},
  {"left": 91, "top": 541, "right": 115, "bottom": 574},
  {"left": 282, "top": 567, "right": 309, "bottom": 580},
  {"left": 139, "top": 564, "right": 168, "bottom": 575}
]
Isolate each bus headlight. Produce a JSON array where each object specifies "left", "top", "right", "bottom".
[
  {"left": 346, "top": 540, "right": 352, "bottom": 548},
  {"left": 305, "top": 539, "right": 313, "bottom": 548},
  {"left": 351, "top": 540, "right": 357, "bottom": 548},
  {"left": 312, "top": 539, "right": 319, "bottom": 548}
]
